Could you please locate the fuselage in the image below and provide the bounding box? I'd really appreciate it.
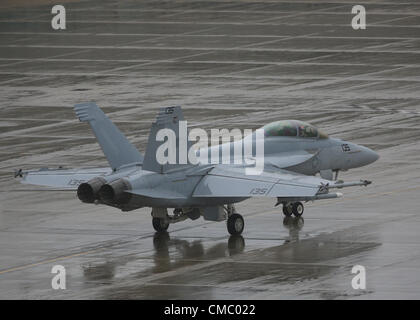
[109,120,379,211]
[265,136,379,175]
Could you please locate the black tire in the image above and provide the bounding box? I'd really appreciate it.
[152,217,169,232]
[227,213,244,235]
[282,204,293,217]
[292,202,304,217]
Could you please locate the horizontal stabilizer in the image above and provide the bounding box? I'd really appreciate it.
[19,167,112,190]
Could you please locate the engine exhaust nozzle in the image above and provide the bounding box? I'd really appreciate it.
[98,178,131,204]
[77,177,106,203]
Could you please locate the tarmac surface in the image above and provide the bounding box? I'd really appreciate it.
[0,0,420,299]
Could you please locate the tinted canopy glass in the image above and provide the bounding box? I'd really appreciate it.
[263,120,297,137]
[263,120,328,139]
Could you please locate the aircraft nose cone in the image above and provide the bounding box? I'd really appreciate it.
[371,149,379,162]
[362,146,379,165]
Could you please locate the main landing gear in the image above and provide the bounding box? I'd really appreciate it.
[282,202,304,217]
[227,214,244,236]
[151,208,188,233]
[151,205,246,236]
[225,204,244,236]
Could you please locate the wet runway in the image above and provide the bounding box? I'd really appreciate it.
[1,0,420,299]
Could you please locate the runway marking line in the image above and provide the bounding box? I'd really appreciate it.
[0,248,101,275]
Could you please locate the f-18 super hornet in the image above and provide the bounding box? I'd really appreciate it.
[15,103,379,235]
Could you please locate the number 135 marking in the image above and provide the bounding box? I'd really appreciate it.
[249,188,267,195]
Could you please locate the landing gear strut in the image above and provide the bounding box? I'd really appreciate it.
[151,207,188,233]
[282,202,304,217]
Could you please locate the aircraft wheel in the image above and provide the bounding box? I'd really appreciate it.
[227,213,244,235]
[152,217,169,232]
[282,203,293,217]
[292,202,304,217]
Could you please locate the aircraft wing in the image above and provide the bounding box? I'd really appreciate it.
[17,167,112,190]
[192,165,332,199]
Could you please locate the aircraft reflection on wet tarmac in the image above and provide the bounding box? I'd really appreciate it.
[82,233,246,282]
[283,216,305,242]
[152,232,246,271]
[80,217,380,299]
[83,218,301,280]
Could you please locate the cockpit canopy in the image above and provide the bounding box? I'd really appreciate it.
[263,120,328,139]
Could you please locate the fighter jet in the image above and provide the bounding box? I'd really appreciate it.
[15,103,379,235]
